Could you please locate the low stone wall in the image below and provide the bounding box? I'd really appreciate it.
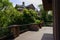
[0,23,43,39]
[9,23,41,38]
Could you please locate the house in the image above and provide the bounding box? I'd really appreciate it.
[15,2,25,11]
[26,4,35,10]
[15,2,41,16]
[15,2,35,11]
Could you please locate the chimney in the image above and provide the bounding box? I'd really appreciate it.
[22,2,25,6]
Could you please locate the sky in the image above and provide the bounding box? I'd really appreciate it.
[9,0,42,10]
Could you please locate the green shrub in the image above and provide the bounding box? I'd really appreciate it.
[0,8,23,27]
[35,20,41,24]
[0,28,10,37]
[35,19,43,24]
[23,9,37,24]
[0,8,24,37]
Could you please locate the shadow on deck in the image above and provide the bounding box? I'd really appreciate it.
[41,33,54,40]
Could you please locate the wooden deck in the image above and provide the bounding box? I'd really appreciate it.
[14,27,53,40]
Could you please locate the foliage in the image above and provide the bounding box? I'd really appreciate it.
[0,0,42,37]
[0,28,10,37]
[38,4,53,26]
[45,11,53,26]
[38,4,51,26]
[38,4,47,22]
[23,8,38,24]
[0,0,23,37]
[0,8,24,28]
[35,20,40,24]
[47,11,53,21]
[0,0,24,27]
[35,19,43,24]
[0,0,12,10]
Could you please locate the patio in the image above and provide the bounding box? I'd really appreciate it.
[14,27,53,40]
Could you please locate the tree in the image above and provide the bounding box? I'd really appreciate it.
[0,0,13,36]
[0,0,13,11]
[23,8,38,24]
[0,0,23,28]
[47,11,53,21]
[38,4,47,24]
